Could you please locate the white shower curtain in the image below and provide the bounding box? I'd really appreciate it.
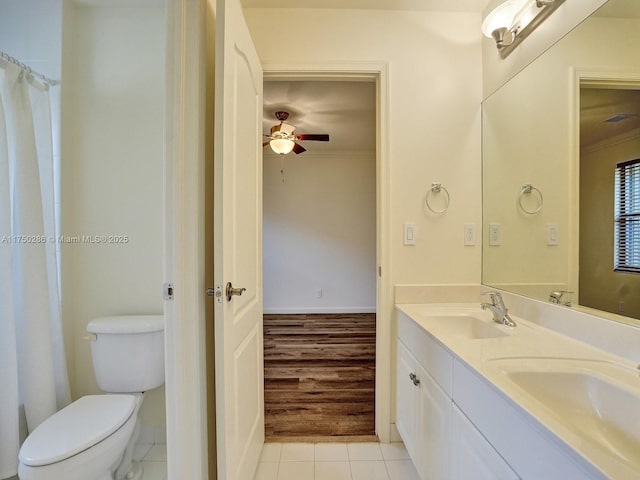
[0,61,70,479]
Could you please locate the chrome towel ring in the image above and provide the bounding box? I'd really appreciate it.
[426,182,450,214]
[518,184,543,214]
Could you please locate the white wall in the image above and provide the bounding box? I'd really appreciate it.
[61,3,166,436]
[0,0,63,79]
[263,151,376,313]
[246,8,483,294]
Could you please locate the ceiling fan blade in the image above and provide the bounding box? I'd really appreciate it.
[296,134,329,142]
[263,141,270,147]
[293,142,306,154]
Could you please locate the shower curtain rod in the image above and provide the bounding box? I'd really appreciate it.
[0,51,60,86]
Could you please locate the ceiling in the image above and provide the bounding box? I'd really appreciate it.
[581,88,640,149]
[263,81,376,156]
[243,0,492,12]
[581,2,640,148]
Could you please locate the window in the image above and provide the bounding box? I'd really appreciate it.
[614,159,640,273]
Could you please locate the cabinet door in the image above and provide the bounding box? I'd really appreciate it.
[416,362,451,480]
[450,404,520,480]
[396,340,418,459]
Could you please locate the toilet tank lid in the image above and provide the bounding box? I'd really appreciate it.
[19,395,136,467]
[87,315,164,334]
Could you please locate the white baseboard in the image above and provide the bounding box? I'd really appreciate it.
[263,306,376,314]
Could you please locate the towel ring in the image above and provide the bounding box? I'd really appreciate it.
[426,182,450,214]
[518,184,543,214]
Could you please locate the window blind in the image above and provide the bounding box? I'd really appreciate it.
[614,158,640,273]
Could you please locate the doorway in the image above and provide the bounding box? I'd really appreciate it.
[262,79,378,440]
[579,81,640,318]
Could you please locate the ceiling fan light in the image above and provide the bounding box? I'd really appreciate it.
[270,138,295,155]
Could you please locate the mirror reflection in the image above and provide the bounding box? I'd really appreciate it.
[482,0,640,323]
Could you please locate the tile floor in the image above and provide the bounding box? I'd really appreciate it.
[254,442,419,480]
[135,443,167,480]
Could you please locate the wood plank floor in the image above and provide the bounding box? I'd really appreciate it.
[264,313,376,439]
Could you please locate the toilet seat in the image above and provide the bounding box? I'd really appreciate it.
[19,394,136,467]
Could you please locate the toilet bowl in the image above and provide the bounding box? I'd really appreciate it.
[18,395,140,480]
[17,315,164,480]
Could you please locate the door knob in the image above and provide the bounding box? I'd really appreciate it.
[226,282,247,301]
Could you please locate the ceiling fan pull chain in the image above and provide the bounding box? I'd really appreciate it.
[280,155,286,183]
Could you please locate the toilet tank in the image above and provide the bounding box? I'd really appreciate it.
[87,315,164,393]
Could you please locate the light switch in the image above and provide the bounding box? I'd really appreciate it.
[547,223,559,246]
[404,223,416,246]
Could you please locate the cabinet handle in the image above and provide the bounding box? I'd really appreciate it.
[409,372,420,386]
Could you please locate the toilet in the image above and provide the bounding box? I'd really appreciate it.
[18,315,164,480]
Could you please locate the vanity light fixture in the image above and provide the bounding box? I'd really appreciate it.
[482,0,565,56]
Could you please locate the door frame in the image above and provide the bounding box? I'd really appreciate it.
[164,4,393,475]
[164,0,210,479]
[263,63,392,441]
[570,68,640,305]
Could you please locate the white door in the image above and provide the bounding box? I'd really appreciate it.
[214,0,264,478]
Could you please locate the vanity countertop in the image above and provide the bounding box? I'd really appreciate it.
[396,303,640,480]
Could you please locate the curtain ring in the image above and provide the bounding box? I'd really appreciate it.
[425,182,450,214]
[518,184,543,214]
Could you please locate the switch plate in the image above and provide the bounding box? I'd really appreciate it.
[547,223,559,246]
[489,223,501,246]
[404,223,417,246]
[464,223,476,246]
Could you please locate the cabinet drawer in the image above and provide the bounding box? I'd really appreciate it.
[398,310,453,396]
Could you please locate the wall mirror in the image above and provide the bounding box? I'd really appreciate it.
[482,0,640,325]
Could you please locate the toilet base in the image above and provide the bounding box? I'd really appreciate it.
[123,461,143,480]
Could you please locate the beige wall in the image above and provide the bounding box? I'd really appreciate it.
[263,150,376,313]
[61,4,166,433]
[581,130,640,318]
[246,8,483,294]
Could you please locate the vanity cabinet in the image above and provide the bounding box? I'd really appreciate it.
[453,360,605,480]
[396,309,606,480]
[450,404,519,480]
[396,340,450,479]
[397,312,518,480]
[396,314,518,480]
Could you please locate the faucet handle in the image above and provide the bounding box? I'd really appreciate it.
[482,291,502,305]
[549,290,573,305]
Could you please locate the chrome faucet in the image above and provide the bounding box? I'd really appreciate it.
[549,290,573,307]
[481,291,516,327]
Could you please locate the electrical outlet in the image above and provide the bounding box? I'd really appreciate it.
[489,223,501,246]
[464,223,476,246]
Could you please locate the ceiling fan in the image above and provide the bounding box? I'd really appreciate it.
[263,111,330,155]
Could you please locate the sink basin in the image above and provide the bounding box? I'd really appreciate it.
[425,314,511,340]
[490,358,640,472]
